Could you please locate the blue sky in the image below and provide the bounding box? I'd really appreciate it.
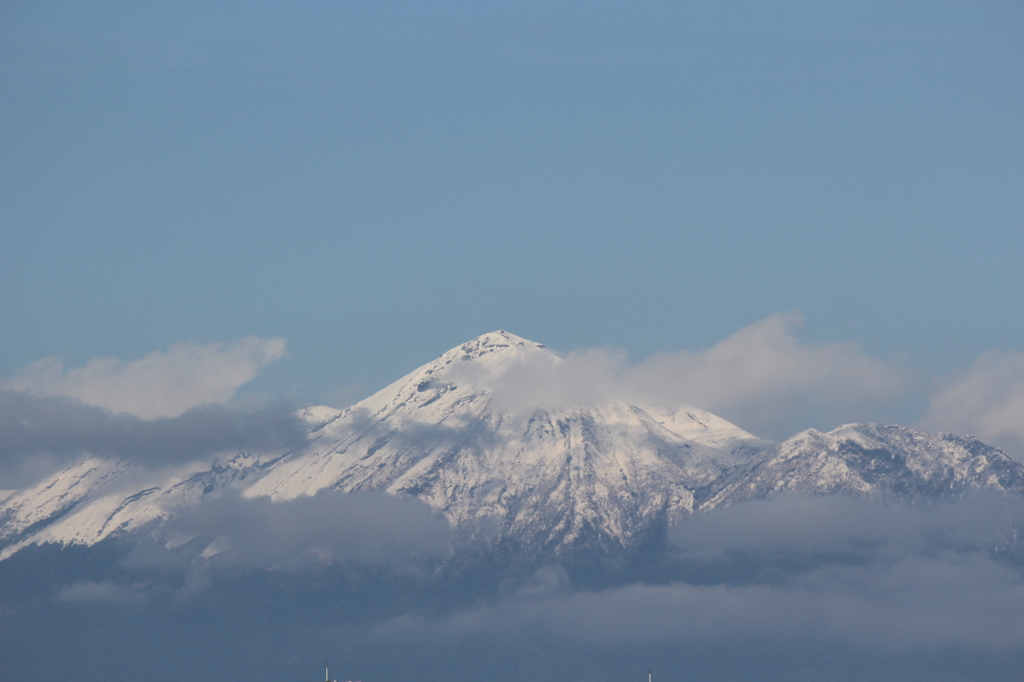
[2,1,1022,437]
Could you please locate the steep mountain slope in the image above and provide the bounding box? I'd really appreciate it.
[244,331,764,552]
[2,331,1024,563]
[0,452,272,560]
[0,332,764,558]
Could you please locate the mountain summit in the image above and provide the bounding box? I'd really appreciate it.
[0,331,760,559]
[245,330,764,554]
[2,331,1023,562]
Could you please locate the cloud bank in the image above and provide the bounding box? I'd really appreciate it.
[384,557,1024,651]
[378,494,1024,653]
[0,391,304,461]
[2,337,286,419]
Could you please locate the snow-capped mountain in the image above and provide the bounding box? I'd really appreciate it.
[703,423,1024,510]
[2,331,1023,561]
[0,332,762,559]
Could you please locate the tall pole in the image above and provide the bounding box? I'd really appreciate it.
[649,668,652,682]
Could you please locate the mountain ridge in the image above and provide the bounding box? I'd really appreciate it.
[2,330,1023,563]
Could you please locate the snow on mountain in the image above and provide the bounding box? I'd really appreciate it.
[2,331,1024,562]
[0,332,762,558]
[242,331,763,551]
[0,457,129,549]
[704,423,1024,509]
[0,453,271,559]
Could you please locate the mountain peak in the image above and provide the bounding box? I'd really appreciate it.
[453,330,547,361]
[9,330,1024,564]
[407,330,558,383]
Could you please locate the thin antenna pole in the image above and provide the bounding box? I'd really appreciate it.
[649,668,652,682]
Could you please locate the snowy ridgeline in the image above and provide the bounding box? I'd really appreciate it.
[3,331,1023,561]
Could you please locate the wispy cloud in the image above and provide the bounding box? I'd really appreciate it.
[2,337,286,419]
[57,580,148,607]
[158,489,451,570]
[922,349,1024,459]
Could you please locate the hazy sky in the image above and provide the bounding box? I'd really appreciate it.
[5,8,1024,678]
[2,1,1022,424]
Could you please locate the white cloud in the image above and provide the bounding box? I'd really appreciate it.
[922,349,1024,458]
[490,313,911,440]
[2,337,286,420]
[620,312,910,438]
